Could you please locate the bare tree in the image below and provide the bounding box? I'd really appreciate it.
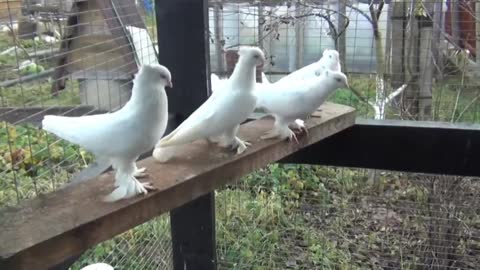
[348,1,407,120]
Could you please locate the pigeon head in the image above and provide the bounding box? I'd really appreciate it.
[238,46,265,67]
[140,64,173,88]
[322,49,340,63]
[325,70,349,89]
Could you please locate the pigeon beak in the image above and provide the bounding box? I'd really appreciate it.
[345,82,350,89]
[167,81,173,88]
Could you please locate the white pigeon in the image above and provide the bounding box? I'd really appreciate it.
[42,64,172,202]
[153,46,265,162]
[261,72,271,84]
[210,73,229,93]
[276,48,341,84]
[210,72,267,95]
[80,263,114,270]
[256,69,349,142]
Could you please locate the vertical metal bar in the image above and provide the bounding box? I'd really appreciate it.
[155,1,216,270]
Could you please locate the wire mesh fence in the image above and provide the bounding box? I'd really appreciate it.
[1,0,480,269]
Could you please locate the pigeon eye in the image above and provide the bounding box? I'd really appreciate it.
[315,71,321,76]
[336,78,341,82]
[160,74,166,79]
[329,55,332,58]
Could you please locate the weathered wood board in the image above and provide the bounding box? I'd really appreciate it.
[0,102,355,270]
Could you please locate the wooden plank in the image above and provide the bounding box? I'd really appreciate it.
[0,102,355,270]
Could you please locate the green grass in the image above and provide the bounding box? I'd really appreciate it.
[61,164,480,269]
[0,80,80,107]
[0,32,80,108]
[0,121,93,206]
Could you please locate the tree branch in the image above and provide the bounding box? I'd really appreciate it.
[385,83,408,104]
[224,6,350,51]
[376,1,385,21]
[347,3,374,25]
[368,2,381,39]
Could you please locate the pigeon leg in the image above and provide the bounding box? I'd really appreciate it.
[105,161,156,202]
[104,175,156,202]
[131,177,156,195]
[289,119,308,135]
[262,119,299,143]
[261,126,298,143]
[218,125,250,154]
[232,137,251,154]
[133,163,147,178]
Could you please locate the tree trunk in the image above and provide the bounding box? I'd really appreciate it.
[213,2,226,73]
[258,3,264,49]
[418,20,434,120]
[370,3,386,119]
[384,3,394,76]
[451,0,461,46]
[417,2,435,120]
[295,1,304,69]
[391,0,406,90]
[432,1,444,80]
[337,0,347,71]
[403,0,420,119]
[476,1,480,61]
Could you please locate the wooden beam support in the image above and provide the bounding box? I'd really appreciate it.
[282,118,480,177]
[155,1,214,269]
[0,103,355,270]
[155,0,211,118]
[171,193,217,270]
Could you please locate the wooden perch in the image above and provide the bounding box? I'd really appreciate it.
[0,102,355,270]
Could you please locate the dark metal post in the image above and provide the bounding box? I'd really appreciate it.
[155,1,216,270]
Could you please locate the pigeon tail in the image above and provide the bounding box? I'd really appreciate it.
[152,146,177,163]
[42,115,81,144]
